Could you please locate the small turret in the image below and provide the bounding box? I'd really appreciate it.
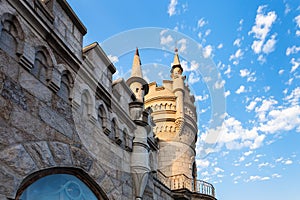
[126,48,149,103]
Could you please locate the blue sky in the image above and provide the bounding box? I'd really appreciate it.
[67,1,300,199]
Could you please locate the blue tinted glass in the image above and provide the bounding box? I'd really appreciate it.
[20,174,98,200]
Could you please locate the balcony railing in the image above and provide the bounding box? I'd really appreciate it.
[156,170,215,197]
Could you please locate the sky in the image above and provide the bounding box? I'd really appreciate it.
[67,1,300,199]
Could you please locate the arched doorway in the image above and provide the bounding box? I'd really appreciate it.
[16,168,108,200]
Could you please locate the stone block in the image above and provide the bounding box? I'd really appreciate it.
[89,161,106,180]
[39,105,73,139]
[70,146,93,171]
[18,68,52,103]
[98,174,115,194]
[108,188,121,200]
[48,142,72,166]
[0,166,15,196]
[0,52,20,81]
[24,141,55,168]
[0,95,12,121]
[0,144,36,176]
[10,105,51,141]
[122,183,132,197]
[0,123,37,149]
[1,77,27,110]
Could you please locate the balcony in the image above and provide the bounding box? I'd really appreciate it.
[156,170,216,199]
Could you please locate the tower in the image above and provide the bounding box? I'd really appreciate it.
[126,48,152,200]
[144,49,198,191]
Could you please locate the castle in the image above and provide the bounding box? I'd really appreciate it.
[0,0,216,199]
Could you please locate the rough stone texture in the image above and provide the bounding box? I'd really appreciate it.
[89,161,106,180]
[1,76,27,110]
[0,123,37,150]
[0,95,13,122]
[24,142,55,168]
[0,144,36,176]
[10,106,53,141]
[48,142,72,166]
[18,68,52,103]
[0,166,15,196]
[39,105,73,139]
[99,174,115,194]
[70,146,93,171]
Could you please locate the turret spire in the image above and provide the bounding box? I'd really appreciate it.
[126,48,149,102]
[131,47,143,78]
[172,48,181,67]
[171,48,183,77]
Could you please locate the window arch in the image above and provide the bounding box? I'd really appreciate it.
[0,13,24,58]
[16,168,108,200]
[57,70,73,102]
[32,51,48,83]
[81,91,91,118]
[111,118,121,144]
[98,104,108,130]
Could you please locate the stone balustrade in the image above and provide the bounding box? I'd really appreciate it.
[156,170,215,198]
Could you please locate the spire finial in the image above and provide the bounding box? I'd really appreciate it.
[131,47,143,77]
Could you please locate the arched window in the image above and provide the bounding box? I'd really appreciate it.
[0,20,16,57]
[19,174,98,200]
[0,13,24,58]
[111,118,116,139]
[32,51,48,83]
[81,91,90,118]
[57,72,72,102]
[98,105,107,129]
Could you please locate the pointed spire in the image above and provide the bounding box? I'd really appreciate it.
[131,47,143,78]
[171,48,183,73]
[172,48,181,67]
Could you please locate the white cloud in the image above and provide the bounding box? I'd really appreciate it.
[278,69,284,75]
[258,103,300,134]
[295,15,300,28]
[235,85,246,94]
[217,43,223,49]
[188,72,200,84]
[240,69,250,77]
[224,65,231,78]
[272,173,281,178]
[107,54,119,64]
[275,157,283,163]
[195,94,209,101]
[284,3,291,15]
[249,5,277,54]
[284,159,293,165]
[290,58,300,73]
[225,90,231,97]
[181,60,199,72]
[197,159,210,168]
[286,45,300,56]
[214,79,225,89]
[205,29,211,37]
[177,38,187,53]
[248,175,270,182]
[197,18,207,28]
[244,150,253,156]
[229,49,243,65]
[258,162,272,168]
[167,0,178,16]
[201,116,265,150]
[233,38,242,47]
[284,87,300,106]
[262,34,277,54]
[203,45,213,58]
[160,34,173,45]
